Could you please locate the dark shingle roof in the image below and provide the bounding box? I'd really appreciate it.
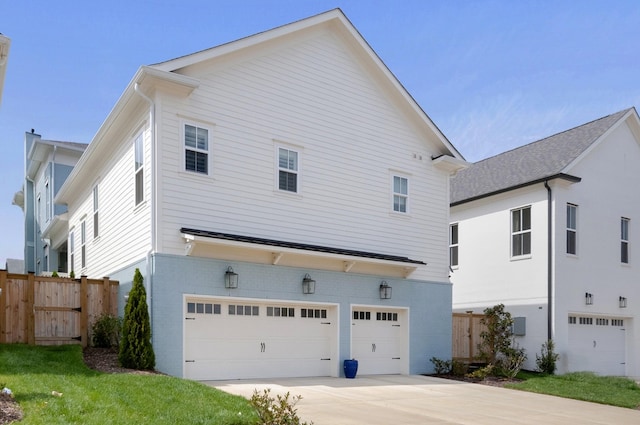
[451,108,633,205]
[181,227,426,265]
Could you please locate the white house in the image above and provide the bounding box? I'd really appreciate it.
[56,9,466,380]
[450,108,640,377]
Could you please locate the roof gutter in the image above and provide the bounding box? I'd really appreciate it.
[544,180,553,342]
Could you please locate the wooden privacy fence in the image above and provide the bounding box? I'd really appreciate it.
[0,270,118,347]
[452,312,487,363]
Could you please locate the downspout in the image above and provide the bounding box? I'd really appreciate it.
[50,145,57,272]
[544,181,553,341]
[134,82,155,340]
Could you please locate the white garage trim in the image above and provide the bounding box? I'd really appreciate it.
[183,294,340,380]
[350,304,409,375]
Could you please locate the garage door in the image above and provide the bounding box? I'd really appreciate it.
[567,315,626,376]
[184,297,337,380]
[351,306,408,375]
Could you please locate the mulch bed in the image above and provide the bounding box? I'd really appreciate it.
[430,374,522,387]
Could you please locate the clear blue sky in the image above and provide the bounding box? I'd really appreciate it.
[1,0,639,265]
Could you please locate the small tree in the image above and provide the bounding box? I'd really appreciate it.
[536,339,560,375]
[119,268,155,370]
[478,304,514,365]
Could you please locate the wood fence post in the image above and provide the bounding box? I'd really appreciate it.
[80,276,88,348]
[467,311,474,364]
[27,273,35,345]
[102,277,111,315]
[0,270,6,343]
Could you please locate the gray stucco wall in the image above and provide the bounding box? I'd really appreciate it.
[140,253,452,378]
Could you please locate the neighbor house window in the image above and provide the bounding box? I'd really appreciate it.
[69,230,75,273]
[566,204,577,255]
[621,217,629,264]
[184,124,208,174]
[81,220,86,268]
[134,134,144,205]
[511,206,531,257]
[393,175,408,213]
[93,185,99,239]
[449,223,459,267]
[278,147,298,192]
[45,180,51,222]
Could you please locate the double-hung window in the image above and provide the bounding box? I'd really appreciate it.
[134,134,144,205]
[185,124,209,175]
[278,147,298,193]
[81,220,86,268]
[393,175,409,213]
[93,185,99,239]
[511,206,531,257]
[621,217,630,264]
[449,223,459,267]
[69,230,75,273]
[566,204,577,255]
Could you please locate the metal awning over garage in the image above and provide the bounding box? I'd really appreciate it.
[181,227,425,278]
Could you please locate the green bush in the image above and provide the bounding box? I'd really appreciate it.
[536,339,560,374]
[250,389,312,425]
[497,345,527,378]
[466,364,494,380]
[429,357,452,374]
[91,314,122,348]
[451,360,468,376]
[119,268,155,370]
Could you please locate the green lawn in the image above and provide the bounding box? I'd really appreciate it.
[507,371,640,409]
[0,344,257,424]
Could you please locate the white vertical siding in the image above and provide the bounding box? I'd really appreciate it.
[155,28,451,282]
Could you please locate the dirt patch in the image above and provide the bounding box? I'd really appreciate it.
[0,392,22,425]
[431,374,522,387]
[83,347,158,375]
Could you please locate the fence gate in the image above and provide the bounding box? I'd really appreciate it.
[452,312,487,363]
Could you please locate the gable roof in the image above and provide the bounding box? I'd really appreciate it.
[451,108,636,205]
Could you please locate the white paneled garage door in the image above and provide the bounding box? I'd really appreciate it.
[184,297,338,380]
[351,306,408,375]
[567,315,626,376]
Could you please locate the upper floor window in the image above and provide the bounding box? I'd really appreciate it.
[134,134,144,205]
[511,206,531,257]
[621,217,629,264]
[45,180,51,223]
[69,230,75,273]
[93,185,99,239]
[393,175,408,213]
[278,147,298,193]
[184,124,209,175]
[81,220,86,269]
[566,204,577,255]
[449,223,459,267]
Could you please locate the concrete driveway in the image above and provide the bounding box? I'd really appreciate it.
[208,375,640,425]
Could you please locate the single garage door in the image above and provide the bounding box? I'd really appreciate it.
[184,297,338,380]
[567,315,626,376]
[351,306,408,375]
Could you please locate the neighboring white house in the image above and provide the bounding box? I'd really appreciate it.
[56,9,466,380]
[12,131,87,274]
[450,108,640,377]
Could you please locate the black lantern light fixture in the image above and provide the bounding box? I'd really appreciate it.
[379,281,392,299]
[225,266,238,289]
[302,273,316,294]
[585,292,593,305]
[619,296,627,308]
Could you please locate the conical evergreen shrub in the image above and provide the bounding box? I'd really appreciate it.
[119,268,155,370]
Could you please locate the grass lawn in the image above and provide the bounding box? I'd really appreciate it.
[507,371,640,409]
[0,344,257,424]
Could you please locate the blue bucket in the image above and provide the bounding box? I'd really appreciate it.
[344,359,358,379]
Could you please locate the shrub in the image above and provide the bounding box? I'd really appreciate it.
[451,360,468,376]
[91,314,122,348]
[430,357,452,374]
[250,388,312,425]
[119,268,155,370]
[51,271,59,278]
[497,345,527,378]
[536,339,560,375]
[466,364,494,380]
[478,304,514,366]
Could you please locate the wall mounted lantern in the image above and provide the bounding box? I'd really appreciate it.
[225,266,239,289]
[619,296,627,308]
[379,281,392,300]
[585,292,593,305]
[302,273,316,294]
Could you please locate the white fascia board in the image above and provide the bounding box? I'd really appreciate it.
[432,155,470,175]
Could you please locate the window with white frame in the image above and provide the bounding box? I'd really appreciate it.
[45,180,51,223]
[566,204,577,255]
[449,223,459,267]
[511,206,531,257]
[184,124,209,175]
[278,147,298,193]
[93,185,99,239]
[393,175,408,213]
[621,217,629,264]
[134,134,144,205]
[37,194,41,226]
[81,220,86,268]
[69,230,75,273]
